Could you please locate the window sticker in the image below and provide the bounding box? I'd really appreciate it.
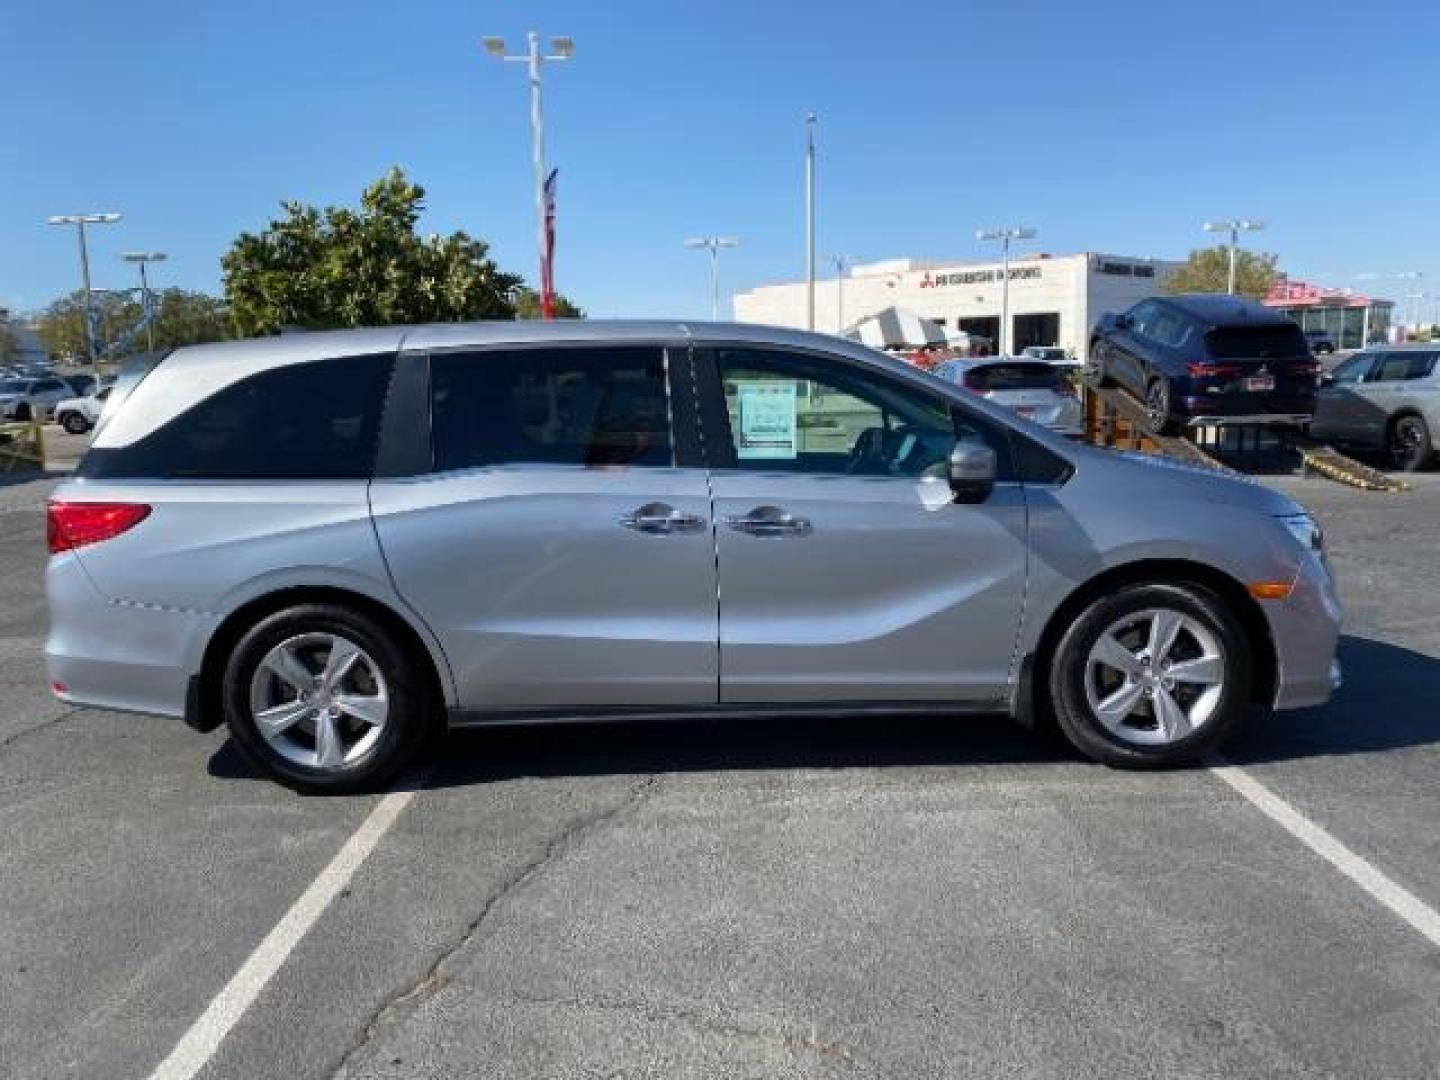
[735,380,798,459]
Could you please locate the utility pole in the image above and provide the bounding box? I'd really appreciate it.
[975,226,1037,356]
[1203,219,1266,295]
[484,32,573,319]
[805,113,816,331]
[122,252,167,353]
[684,237,740,320]
[46,212,122,364]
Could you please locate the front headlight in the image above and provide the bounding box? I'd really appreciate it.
[1277,513,1324,555]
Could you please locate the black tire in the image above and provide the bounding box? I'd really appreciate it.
[60,411,91,435]
[1086,339,1115,387]
[1388,413,1436,472]
[1144,377,1176,435]
[1047,582,1252,769]
[222,603,433,794]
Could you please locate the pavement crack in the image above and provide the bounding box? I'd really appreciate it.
[0,707,82,758]
[326,774,661,1079]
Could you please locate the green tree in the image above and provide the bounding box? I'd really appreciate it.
[513,287,585,320]
[222,168,523,335]
[35,288,233,360]
[1162,246,1280,299]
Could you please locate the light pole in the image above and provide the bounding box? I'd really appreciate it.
[484,32,573,319]
[1395,272,1424,330]
[46,212,122,365]
[122,251,167,353]
[1203,219,1265,295]
[827,254,857,332]
[975,226,1036,356]
[684,237,740,320]
[805,113,817,330]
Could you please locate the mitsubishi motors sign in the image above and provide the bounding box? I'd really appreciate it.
[919,266,1042,288]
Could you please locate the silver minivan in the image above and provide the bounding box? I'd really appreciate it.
[46,322,1341,792]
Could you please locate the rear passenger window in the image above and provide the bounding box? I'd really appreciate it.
[78,354,392,480]
[430,347,672,472]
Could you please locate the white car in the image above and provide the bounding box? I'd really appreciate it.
[53,386,111,434]
[933,357,1085,436]
[0,376,72,422]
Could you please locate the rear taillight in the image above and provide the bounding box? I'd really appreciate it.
[47,501,151,554]
[960,373,993,397]
[1186,362,1242,378]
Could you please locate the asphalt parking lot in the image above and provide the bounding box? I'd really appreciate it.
[3,431,1439,1079]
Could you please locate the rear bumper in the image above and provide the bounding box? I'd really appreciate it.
[1265,553,1343,710]
[45,552,213,721]
[1175,394,1316,425]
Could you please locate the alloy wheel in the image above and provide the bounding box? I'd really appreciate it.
[248,632,389,770]
[1083,608,1226,746]
[1145,381,1169,432]
[1390,416,1427,470]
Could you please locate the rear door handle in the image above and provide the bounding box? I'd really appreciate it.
[725,505,812,536]
[620,502,707,534]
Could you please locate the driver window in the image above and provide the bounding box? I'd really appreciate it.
[711,347,959,477]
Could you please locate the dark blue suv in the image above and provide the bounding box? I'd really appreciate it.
[1089,294,1319,433]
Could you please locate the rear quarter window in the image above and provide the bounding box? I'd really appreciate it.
[78,353,393,480]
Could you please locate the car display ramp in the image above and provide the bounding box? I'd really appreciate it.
[1081,384,1407,491]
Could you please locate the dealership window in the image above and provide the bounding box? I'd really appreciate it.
[430,347,672,471]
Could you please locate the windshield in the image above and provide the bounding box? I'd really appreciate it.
[968,362,1064,391]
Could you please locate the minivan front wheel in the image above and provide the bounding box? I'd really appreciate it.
[1048,583,1251,768]
[222,604,430,793]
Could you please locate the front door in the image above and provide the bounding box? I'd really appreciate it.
[370,344,718,709]
[1313,351,1379,445]
[694,345,1028,704]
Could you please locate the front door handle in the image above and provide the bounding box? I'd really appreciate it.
[620,502,707,534]
[724,505,812,536]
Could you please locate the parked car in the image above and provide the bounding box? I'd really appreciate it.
[1019,345,1072,364]
[1089,294,1319,434]
[0,376,73,421]
[934,356,1084,436]
[53,386,112,435]
[61,374,98,398]
[1303,329,1336,355]
[47,323,1340,792]
[1310,346,1439,471]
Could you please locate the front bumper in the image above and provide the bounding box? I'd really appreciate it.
[1265,552,1343,710]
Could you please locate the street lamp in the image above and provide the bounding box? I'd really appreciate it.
[827,254,858,332]
[46,212,122,364]
[975,226,1037,356]
[121,252,167,352]
[684,236,740,320]
[1203,219,1266,295]
[805,113,817,330]
[1395,272,1425,328]
[483,32,573,319]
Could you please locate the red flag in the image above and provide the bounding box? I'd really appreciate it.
[541,168,558,319]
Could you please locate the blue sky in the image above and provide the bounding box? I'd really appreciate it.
[3,0,1437,320]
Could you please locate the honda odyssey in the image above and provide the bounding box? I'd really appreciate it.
[46,321,1342,792]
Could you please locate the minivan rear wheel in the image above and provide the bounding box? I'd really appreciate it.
[222,604,431,793]
[1144,378,1175,435]
[1047,582,1251,768]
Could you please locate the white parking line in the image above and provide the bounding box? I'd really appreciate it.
[1210,757,1440,948]
[145,778,427,1080]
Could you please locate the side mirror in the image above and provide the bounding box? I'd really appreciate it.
[949,439,997,504]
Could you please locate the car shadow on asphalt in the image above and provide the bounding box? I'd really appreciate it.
[206,634,1439,790]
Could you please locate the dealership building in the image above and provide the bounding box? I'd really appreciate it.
[733,252,1182,355]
